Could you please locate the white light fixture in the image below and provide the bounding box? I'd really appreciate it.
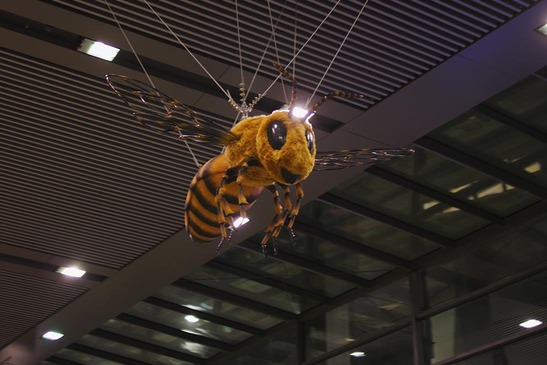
[232,216,250,228]
[78,38,120,61]
[537,23,547,37]
[519,319,542,328]
[350,351,366,357]
[57,266,86,278]
[291,106,309,119]
[185,315,199,323]
[42,331,64,341]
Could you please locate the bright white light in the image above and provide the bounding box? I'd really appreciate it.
[78,38,120,61]
[520,319,542,328]
[42,331,64,341]
[538,23,547,36]
[350,351,366,357]
[232,216,250,228]
[57,266,86,278]
[185,315,199,323]
[291,106,309,119]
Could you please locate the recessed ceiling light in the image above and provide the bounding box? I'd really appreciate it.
[57,266,86,278]
[41,331,64,341]
[350,351,366,357]
[185,315,199,323]
[78,38,120,61]
[519,319,542,328]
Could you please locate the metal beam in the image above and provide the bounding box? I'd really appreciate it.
[319,193,454,246]
[417,260,547,321]
[173,280,297,320]
[474,103,547,144]
[207,261,330,303]
[90,329,205,364]
[302,320,412,365]
[46,357,82,365]
[67,343,151,365]
[143,296,263,335]
[367,166,503,224]
[435,323,547,365]
[294,222,413,269]
[240,240,370,287]
[416,137,547,200]
[116,313,233,351]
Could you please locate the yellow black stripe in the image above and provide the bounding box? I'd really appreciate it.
[184,155,264,243]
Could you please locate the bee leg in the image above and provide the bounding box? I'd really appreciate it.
[215,172,234,252]
[272,184,292,240]
[217,229,234,253]
[286,182,304,245]
[236,159,256,219]
[261,184,283,256]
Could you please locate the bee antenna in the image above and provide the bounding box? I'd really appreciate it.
[273,62,298,113]
[310,91,364,114]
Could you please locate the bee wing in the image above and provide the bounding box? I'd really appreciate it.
[105,74,237,145]
[314,148,415,170]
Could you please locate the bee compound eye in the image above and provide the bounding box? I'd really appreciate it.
[306,129,315,154]
[267,120,287,150]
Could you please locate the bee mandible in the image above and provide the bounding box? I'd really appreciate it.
[106,64,414,255]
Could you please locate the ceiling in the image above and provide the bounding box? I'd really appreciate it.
[1,1,547,364]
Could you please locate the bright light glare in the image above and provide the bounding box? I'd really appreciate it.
[232,216,250,228]
[519,319,542,328]
[291,106,309,119]
[78,38,120,61]
[42,331,64,341]
[350,351,366,357]
[538,23,547,36]
[185,315,200,323]
[57,266,86,278]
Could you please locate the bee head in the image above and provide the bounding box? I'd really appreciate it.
[257,110,316,185]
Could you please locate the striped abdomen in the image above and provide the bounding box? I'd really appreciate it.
[184,154,263,242]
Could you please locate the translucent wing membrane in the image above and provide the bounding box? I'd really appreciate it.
[106,74,238,145]
[314,148,415,170]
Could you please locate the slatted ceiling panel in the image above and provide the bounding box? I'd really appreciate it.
[0,48,222,269]
[0,269,88,348]
[46,0,537,111]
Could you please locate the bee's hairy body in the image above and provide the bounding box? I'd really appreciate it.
[184,110,316,245]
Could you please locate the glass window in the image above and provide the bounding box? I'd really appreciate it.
[100,318,221,359]
[156,285,283,330]
[307,278,411,359]
[430,110,547,187]
[485,75,547,134]
[298,200,441,260]
[380,146,540,216]
[185,264,319,314]
[314,327,413,365]
[452,331,547,365]
[331,173,490,239]
[425,210,547,307]
[427,270,547,363]
[214,246,356,297]
[216,326,298,365]
[278,227,397,280]
[126,301,252,344]
[77,334,193,365]
[55,348,123,365]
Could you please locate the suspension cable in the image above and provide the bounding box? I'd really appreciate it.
[306,0,369,108]
[142,0,231,100]
[105,0,201,168]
